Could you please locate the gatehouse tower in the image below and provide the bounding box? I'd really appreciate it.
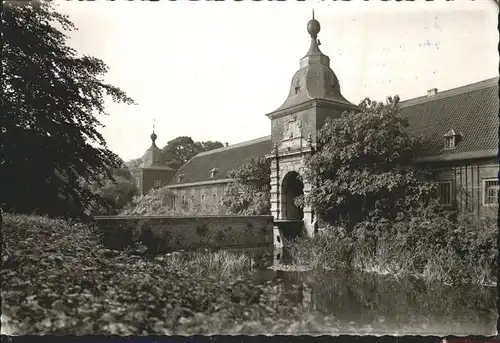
[266,13,357,238]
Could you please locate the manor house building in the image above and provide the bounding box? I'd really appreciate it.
[134,16,499,235]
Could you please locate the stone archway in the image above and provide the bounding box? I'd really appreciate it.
[281,171,304,220]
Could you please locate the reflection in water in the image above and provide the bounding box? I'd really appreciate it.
[252,253,497,335]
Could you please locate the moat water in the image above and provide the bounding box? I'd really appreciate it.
[245,251,498,336]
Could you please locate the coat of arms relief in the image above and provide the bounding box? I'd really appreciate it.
[283,115,302,140]
[280,115,305,151]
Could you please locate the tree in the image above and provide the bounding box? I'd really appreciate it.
[1,1,135,219]
[120,187,177,216]
[221,157,271,215]
[161,137,224,170]
[301,96,437,229]
[125,137,223,172]
[126,157,143,171]
[85,163,138,215]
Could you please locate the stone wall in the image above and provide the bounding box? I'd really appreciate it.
[94,215,274,253]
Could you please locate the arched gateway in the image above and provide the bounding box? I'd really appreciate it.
[265,13,357,242]
[281,171,304,221]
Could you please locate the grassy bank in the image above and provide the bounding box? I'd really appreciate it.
[1,213,307,335]
[153,249,256,280]
[285,209,497,286]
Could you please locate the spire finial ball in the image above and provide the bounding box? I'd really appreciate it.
[307,17,320,39]
[150,132,157,143]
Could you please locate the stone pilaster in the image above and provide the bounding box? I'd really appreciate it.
[273,225,283,249]
[302,180,315,237]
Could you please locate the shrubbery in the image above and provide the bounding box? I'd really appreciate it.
[283,95,497,286]
[1,214,308,335]
[300,96,436,228]
[120,156,272,217]
[286,205,497,286]
[84,165,138,216]
[221,157,271,215]
[120,187,223,216]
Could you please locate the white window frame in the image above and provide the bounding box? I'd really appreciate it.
[201,194,205,204]
[154,178,161,188]
[444,136,455,149]
[436,181,453,207]
[483,178,499,206]
[181,196,186,205]
[136,177,140,187]
[210,168,218,178]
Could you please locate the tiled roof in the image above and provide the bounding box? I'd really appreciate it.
[142,133,167,168]
[270,39,356,115]
[400,77,499,158]
[170,77,499,186]
[168,136,272,186]
[142,165,175,171]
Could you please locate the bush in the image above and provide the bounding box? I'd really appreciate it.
[286,207,497,286]
[220,157,271,216]
[301,96,437,229]
[1,213,304,335]
[120,186,224,216]
[285,224,355,270]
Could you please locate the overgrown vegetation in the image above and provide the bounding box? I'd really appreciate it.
[120,186,224,216]
[84,164,138,216]
[1,214,312,335]
[221,157,271,215]
[161,250,256,280]
[299,96,436,228]
[121,156,272,217]
[286,206,497,286]
[284,96,497,286]
[2,0,134,219]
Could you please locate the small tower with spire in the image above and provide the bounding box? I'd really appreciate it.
[265,12,357,239]
[131,123,177,196]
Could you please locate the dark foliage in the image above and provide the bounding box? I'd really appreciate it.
[126,137,224,171]
[161,136,224,170]
[301,96,437,228]
[84,163,138,215]
[1,1,134,219]
[221,157,271,215]
[2,214,309,335]
[287,206,497,286]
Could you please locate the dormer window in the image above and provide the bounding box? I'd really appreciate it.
[210,168,218,178]
[443,130,462,150]
[177,174,184,183]
[444,136,455,149]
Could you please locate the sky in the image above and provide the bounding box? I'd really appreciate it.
[55,0,499,161]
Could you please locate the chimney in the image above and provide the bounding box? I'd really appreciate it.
[225,142,229,147]
[427,88,438,96]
